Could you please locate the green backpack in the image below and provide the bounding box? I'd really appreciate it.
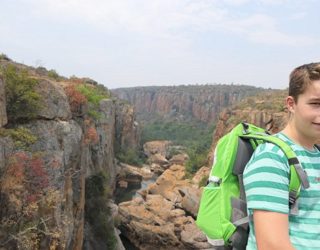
[196,123,310,249]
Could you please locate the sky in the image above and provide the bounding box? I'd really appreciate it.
[0,0,319,89]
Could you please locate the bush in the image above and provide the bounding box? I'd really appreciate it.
[117,148,145,166]
[0,127,37,150]
[0,152,51,249]
[76,84,110,106]
[64,84,87,113]
[65,83,110,119]
[2,65,42,123]
[185,147,208,175]
[0,53,10,61]
[47,69,60,81]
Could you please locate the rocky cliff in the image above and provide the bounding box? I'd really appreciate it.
[112,85,267,124]
[207,89,288,166]
[0,59,139,250]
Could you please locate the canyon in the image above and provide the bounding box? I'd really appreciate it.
[0,56,289,250]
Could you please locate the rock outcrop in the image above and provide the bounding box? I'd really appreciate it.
[0,60,138,250]
[118,164,211,250]
[115,101,140,153]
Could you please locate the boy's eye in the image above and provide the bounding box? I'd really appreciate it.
[310,102,320,106]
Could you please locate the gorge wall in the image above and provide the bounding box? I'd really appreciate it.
[112,85,268,124]
[0,59,138,250]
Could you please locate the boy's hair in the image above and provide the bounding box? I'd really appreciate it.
[289,62,320,101]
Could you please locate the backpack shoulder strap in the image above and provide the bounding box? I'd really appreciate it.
[241,133,310,213]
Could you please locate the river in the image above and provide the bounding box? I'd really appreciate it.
[114,175,158,249]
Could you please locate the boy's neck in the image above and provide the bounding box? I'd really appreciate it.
[282,125,315,151]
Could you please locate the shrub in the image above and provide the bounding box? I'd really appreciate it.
[2,65,42,123]
[0,152,54,249]
[0,53,10,61]
[64,83,110,119]
[76,84,110,118]
[185,140,210,175]
[117,148,145,166]
[0,127,37,150]
[64,84,87,113]
[76,84,109,105]
[47,69,60,81]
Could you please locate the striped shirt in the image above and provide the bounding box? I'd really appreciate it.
[243,133,320,250]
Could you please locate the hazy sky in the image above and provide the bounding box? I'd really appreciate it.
[1,0,319,89]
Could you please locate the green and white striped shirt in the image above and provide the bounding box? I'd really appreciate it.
[243,133,320,250]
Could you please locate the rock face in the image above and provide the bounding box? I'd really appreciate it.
[207,90,288,166]
[0,77,7,127]
[112,85,267,124]
[35,79,72,120]
[0,61,139,250]
[115,101,140,153]
[118,164,212,250]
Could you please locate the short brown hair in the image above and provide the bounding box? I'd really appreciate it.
[289,62,320,101]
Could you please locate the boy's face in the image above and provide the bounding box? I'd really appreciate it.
[289,80,320,146]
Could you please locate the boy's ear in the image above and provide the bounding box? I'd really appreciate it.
[286,96,295,113]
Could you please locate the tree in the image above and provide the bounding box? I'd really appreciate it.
[2,65,41,123]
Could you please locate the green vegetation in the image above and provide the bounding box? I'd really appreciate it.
[142,119,215,175]
[47,69,60,81]
[0,53,10,61]
[1,65,42,123]
[76,84,110,106]
[85,171,117,249]
[0,127,37,150]
[141,120,212,145]
[185,138,211,175]
[76,84,111,119]
[116,148,145,166]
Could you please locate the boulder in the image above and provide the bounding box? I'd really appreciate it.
[36,79,72,120]
[169,153,189,165]
[148,153,169,165]
[192,166,210,187]
[119,164,210,249]
[143,140,172,158]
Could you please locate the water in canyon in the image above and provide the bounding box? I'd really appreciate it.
[114,174,158,249]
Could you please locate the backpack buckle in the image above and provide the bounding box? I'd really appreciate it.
[208,176,221,186]
[289,190,297,206]
[241,122,249,134]
[289,190,299,215]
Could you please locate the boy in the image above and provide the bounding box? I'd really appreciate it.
[243,63,320,249]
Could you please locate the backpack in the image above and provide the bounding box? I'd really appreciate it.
[196,123,310,250]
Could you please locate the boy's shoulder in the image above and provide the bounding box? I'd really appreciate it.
[245,135,290,174]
